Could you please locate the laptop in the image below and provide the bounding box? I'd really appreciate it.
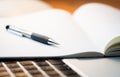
[63,57,120,77]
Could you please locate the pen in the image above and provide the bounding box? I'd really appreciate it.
[6,25,59,45]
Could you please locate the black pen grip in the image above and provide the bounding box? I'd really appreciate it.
[31,33,49,44]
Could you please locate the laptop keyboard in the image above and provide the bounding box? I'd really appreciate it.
[0,59,81,77]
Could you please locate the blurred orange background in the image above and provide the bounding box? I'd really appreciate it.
[44,0,120,13]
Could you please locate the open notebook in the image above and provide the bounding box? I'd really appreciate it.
[0,3,120,58]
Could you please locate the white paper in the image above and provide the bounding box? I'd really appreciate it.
[73,3,120,52]
[0,9,96,57]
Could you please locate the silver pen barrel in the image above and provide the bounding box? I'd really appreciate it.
[6,25,32,38]
[6,25,59,45]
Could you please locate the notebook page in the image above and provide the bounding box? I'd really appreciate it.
[0,9,97,57]
[73,3,120,53]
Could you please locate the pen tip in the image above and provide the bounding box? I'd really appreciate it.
[53,42,60,45]
[48,39,60,45]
